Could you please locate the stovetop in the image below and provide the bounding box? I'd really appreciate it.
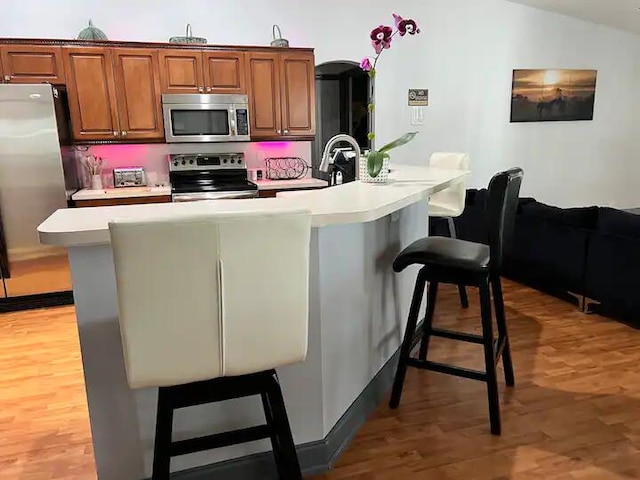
[168,153,257,193]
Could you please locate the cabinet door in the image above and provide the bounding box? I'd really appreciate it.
[63,47,120,141]
[246,52,282,139]
[113,49,164,140]
[75,196,172,207]
[279,52,316,137]
[158,50,204,94]
[0,45,65,84]
[203,51,246,94]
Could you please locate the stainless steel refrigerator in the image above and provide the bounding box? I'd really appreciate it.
[0,83,78,311]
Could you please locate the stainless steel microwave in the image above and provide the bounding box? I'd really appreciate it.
[162,94,250,143]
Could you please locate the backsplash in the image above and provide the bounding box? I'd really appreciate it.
[76,141,313,188]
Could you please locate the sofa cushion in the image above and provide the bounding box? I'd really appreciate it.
[596,208,640,240]
[464,188,487,208]
[520,202,599,229]
[517,197,537,213]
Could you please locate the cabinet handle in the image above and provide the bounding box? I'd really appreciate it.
[198,87,204,93]
[206,87,211,93]
[113,131,119,137]
[122,131,128,137]
[283,129,289,134]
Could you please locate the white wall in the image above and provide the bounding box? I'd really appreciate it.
[3,0,640,207]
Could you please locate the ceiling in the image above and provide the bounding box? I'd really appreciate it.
[507,0,640,35]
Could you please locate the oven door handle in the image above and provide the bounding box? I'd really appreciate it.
[172,191,258,202]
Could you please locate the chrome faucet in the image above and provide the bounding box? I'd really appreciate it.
[318,134,361,179]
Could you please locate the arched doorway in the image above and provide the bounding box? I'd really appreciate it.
[313,61,370,179]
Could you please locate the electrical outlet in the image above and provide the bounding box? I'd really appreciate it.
[410,106,424,126]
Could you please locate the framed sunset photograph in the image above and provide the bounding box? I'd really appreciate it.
[510,69,597,123]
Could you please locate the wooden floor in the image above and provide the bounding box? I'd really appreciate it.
[1,280,639,479]
[2,253,72,297]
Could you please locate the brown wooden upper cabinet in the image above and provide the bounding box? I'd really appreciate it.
[246,52,282,138]
[247,50,315,140]
[279,52,315,137]
[203,51,246,94]
[159,50,246,94]
[112,49,163,140]
[64,47,163,142]
[0,45,65,84]
[158,50,203,94]
[63,47,119,141]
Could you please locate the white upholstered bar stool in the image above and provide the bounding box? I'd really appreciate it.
[429,152,471,308]
[109,209,311,480]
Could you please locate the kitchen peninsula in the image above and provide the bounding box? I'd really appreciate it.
[38,164,468,479]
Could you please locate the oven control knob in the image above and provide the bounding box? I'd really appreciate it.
[189,160,194,164]
[173,161,178,166]
[223,159,227,164]
[230,158,235,164]
[181,160,186,165]
[237,158,242,164]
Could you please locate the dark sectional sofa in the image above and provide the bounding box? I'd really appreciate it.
[435,189,640,328]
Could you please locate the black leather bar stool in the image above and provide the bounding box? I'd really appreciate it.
[389,168,523,435]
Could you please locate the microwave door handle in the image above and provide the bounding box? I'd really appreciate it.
[229,109,236,136]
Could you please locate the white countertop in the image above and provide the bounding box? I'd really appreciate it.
[39,165,468,247]
[72,186,172,201]
[255,177,327,190]
[71,178,327,201]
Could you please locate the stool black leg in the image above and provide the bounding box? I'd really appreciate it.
[457,285,470,309]
[479,279,501,436]
[491,276,515,387]
[261,390,285,475]
[447,217,469,309]
[152,388,174,480]
[264,374,302,480]
[418,281,439,360]
[390,269,427,409]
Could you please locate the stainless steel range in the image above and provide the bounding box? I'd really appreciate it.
[169,153,258,202]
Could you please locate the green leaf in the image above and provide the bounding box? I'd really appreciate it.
[379,132,418,153]
[367,103,375,112]
[367,150,385,178]
[367,132,376,141]
[368,68,376,78]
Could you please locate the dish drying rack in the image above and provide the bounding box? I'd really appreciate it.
[265,157,310,180]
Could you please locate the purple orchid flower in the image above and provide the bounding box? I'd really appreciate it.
[360,57,372,72]
[370,25,393,54]
[393,13,421,36]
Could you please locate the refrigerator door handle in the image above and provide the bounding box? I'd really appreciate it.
[0,211,9,279]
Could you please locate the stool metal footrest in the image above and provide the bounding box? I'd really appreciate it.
[429,327,485,345]
[406,358,487,382]
[171,425,272,457]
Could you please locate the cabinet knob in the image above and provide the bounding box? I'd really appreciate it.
[277,129,282,134]
[113,131,119,137]
[283,129,289,134]
[122,131,128,137]
[3,75,10,82]
[206,87,211,93]
[198,87,204,93]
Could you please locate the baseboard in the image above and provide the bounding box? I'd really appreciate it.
[0,291,74,313]
[164,349,402,480]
